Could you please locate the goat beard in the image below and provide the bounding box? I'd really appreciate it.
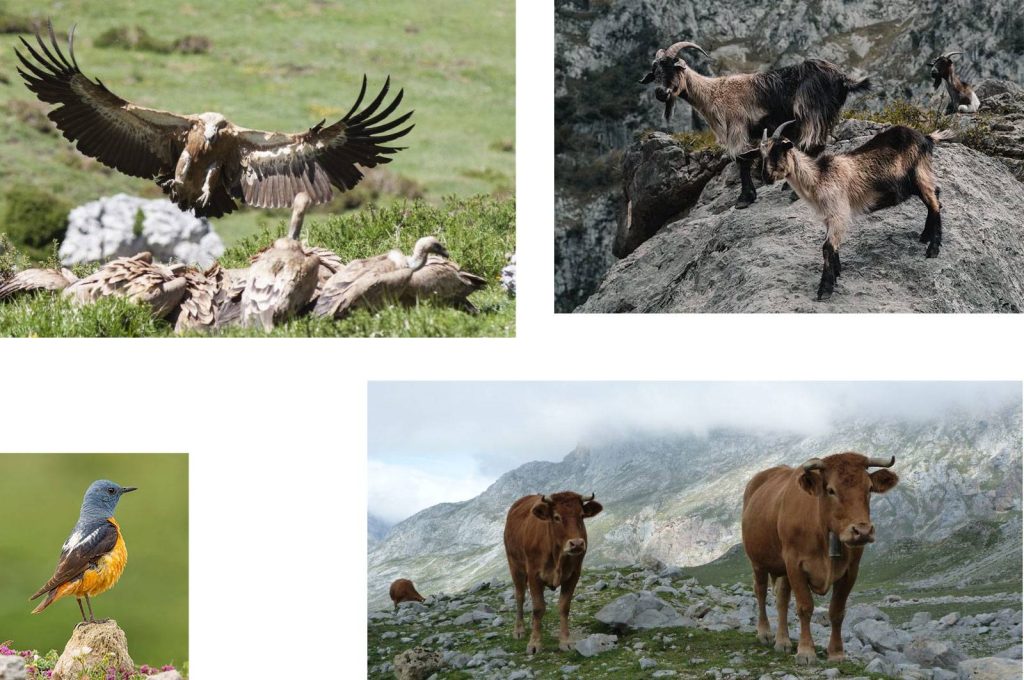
[663,95,675,123]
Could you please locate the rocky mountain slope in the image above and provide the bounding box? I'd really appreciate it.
[368,404,1022,608]
[369,562,1022,679]
[555,0,1024,311]
[369,513,394,547]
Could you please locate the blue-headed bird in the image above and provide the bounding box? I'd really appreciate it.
[30,480,137,623]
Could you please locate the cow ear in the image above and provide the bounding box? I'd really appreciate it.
[798,470,821,496]
[870,469,899,494]
[582,500,603,518]
[531,501,552,521]
[639,71,655,84]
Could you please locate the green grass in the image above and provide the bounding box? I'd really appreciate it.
[0,0,513,250]
[0,196,515,337]
[0,454,188,669]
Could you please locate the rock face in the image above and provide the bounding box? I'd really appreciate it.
[60,193,224,268]
[555,0,1024,310]
[0,655,26,680]
[577,118,1024,312]
[51,619,134,680]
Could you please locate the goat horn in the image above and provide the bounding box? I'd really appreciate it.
[762,127,768,142]
[800,458,826,471]
[772,119,797,140]
[541,494,553,504]
[664,41,711,59]
[865,455,896,468]
[942,51,963,60]
[581,493,595,502]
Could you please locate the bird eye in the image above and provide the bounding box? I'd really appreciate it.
[108,488,115,494]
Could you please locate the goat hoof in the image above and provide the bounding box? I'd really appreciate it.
[926,244,941,258]
[788,191,800,203]
[817,284,834,301]
[919,230,934,244]
[735,196,755,210]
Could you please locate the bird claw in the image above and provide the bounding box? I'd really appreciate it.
[199,189,211,207]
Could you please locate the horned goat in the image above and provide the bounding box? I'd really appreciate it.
[930,51,980,113]
[739,121,954,300]
[640,41,870,209]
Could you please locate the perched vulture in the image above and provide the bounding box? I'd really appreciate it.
[313,235,449,319]
[172,263,228,333]
[63,252,188,318]
[240,194,321,331]
[15,21,414,218]
[0,267,78,301]
[401,254,487,313]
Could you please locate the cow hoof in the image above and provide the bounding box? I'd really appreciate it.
[795,650,818,666]
[774,640,792,653]
[757,630,773,645]
[512,629,524,640]
[559,640,573,652]
[828,651,846,663]
[526,641,541,655]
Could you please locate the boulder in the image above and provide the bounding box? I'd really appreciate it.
[905,638,966,670]
[853,618,902,652]
[51,620,134,680]
[957,657,1022,680]
[393,647,443,680]
[576,118,1024,313]
[0,655,26,680]
[575,633,618,657]
[146,672,184,680]
[595,591,689,631]
[845,604,891,626]
[60,194,224,268]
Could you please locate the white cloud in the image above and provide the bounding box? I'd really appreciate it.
[368,459,494,524]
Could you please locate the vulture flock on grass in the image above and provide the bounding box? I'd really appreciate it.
[1,21,501,332]
[0,206,488,333]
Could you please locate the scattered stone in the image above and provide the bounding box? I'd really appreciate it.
[640,657,658,669]
[575,633,618,657]
[0,655,26,680]
[940,613,960,627]
[906,637,967,670]
[957,657,1021,680]
[652,671,678,678]
[596,591,689,631]
[853,618,902,651]
[393,647,443,680]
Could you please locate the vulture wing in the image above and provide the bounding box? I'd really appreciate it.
[15,21,193,180]
[232,76,414,208]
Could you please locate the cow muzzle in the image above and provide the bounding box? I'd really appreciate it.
[841,522,876,546]
[564,538,586,556]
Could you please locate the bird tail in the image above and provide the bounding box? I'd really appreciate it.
[30,589,57,614]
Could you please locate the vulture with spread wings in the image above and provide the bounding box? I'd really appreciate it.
[15,21,414,219]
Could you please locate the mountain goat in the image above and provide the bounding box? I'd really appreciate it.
[930,51,980,113]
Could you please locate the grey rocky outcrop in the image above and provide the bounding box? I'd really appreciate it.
[595,591,690,630]
[60,194,224,268]
[576,118,1024,313]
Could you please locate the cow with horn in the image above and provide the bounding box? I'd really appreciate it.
[503,491,603,654]
[741,452,899,664]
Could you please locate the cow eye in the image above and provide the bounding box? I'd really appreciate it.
[553,513,562,522]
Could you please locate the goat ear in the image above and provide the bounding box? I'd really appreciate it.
[777,139,794,151]
[737,148,760,161]
[639,71,655,84]
[673,58,687,70]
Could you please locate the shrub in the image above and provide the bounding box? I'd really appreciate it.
[2,185,71,261]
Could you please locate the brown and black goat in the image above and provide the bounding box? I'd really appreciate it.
[739,121,953,300]
[930,51,980,114]
[640,41,870,209]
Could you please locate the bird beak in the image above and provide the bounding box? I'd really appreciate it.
[122,487,138,493]
[437,246,450,259]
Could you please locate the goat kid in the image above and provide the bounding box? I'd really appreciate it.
[640,41,869,209]
[739,121,953,300]
[930,51,980,114]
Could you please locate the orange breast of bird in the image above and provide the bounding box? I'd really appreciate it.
[58,518,128,599]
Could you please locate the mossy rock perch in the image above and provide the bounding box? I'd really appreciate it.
[51,619,133,680]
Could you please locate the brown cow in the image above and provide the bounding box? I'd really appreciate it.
[741,452,898,665]
[503,491,603,654]
[389,578,425,611]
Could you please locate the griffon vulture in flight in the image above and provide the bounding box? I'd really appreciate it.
[14,21,414,221]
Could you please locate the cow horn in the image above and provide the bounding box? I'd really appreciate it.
[865,455,896,468]
[664,41,711,59]
[582,493,595,502]
[541,494,553,504]
[772,120,797,141]
[800,458,826,471]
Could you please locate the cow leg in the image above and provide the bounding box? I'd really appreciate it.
[753,567,772,645]
[510,568,527,640]
[774,576,793,652]
[526,573,546,654]
[827,568,857,662]
[557,578,579,651]
[785,563,818,665]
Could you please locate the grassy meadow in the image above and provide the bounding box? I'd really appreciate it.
[0,453,188,670]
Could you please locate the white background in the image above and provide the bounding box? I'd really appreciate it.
[2,2,1023,678]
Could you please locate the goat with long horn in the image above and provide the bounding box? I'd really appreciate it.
[930,50,979,113]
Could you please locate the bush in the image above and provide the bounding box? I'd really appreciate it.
[2,185,70,261]
[94,25,211,55]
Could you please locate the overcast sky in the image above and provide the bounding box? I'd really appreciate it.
[368,381,1020,524]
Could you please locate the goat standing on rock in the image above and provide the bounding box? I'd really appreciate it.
[639,41,869,209]
[741,121,954,300]
[930,51,980,113]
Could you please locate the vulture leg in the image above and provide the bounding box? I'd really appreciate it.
[200,162,221,207]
